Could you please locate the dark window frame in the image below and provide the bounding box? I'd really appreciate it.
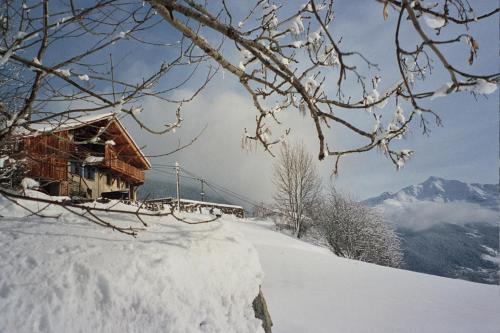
[69,161,81,175]
[106,173,112,186]
[84,166,96,181]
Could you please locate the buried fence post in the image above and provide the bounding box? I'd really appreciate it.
[253,286,273,333]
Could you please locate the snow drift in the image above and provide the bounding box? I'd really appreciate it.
[2,189,499,333]
[231,219,500,333]
[0,191,264,333]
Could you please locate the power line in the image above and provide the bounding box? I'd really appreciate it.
[203,182,235,205]
[150,167,225,202]
[150,164,270,211]
[179,166,264,208]
[151,163,178,168]
[150,167,199,181]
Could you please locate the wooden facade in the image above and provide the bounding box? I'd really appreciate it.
[20,113,150,199]
[104,146,145,184]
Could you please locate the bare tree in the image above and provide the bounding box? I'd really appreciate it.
[147,0,498,173]
[0,1,498,235]
[252,202,276,219]
[318,189,404,268]
[273,142,321,238]
[1,0,498,177]
[0,0,217,233]
[0,0,216,185]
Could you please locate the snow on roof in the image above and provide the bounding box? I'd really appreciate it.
[27,112,151,169]
[110,116,151,169]
[84,156,104,164]
[29,112,115,133]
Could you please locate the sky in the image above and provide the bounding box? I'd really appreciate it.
[15,0,498,205]
[115,0,498,205]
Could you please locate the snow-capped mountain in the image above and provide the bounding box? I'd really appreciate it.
[364,176,499,210]
[364,177,499,285]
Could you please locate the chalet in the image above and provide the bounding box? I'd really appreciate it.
[20,113,150,200]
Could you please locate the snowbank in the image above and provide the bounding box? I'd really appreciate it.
[232,219,500,333]
[0,192,264,333]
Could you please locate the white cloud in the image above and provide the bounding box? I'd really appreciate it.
[377,200,499,230]
[114,1,498,205]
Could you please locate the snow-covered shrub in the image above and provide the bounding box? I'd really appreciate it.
[0,135,28,190]
[251,203,276,219]
[317,189,404,268]
[20,177,39,190]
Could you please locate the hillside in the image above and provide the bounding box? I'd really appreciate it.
[0,191,499,332]
[0,192,263,333]
[232,218,500,333]
[363,177,499,284]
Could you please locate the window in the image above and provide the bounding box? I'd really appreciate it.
[84,166,96,181]
[69,161,81,175]
[106,173,112,186]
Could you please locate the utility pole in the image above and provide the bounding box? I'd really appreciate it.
[200,179,205,202]
[175,161,180,211]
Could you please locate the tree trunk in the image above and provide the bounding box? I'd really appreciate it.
[295,220,301,238]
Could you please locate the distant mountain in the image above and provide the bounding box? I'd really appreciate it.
[364,176,499,210]
[364,177,499,285]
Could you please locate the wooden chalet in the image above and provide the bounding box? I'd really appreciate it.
[20,113,150,200]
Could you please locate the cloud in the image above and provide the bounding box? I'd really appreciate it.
[124,86,280,205]
[114,1,498,205]
[377,200,499,231]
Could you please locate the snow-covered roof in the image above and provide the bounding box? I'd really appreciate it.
[29,112,116,133]
[110,116,152,169]
[84,156,104,164]
[27,112,151,169]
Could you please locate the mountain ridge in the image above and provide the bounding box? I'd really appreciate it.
[363,176,499,210]
[363,176,499,285]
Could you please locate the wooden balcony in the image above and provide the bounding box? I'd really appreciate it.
[104,147,145,184]
[28,157,67,181]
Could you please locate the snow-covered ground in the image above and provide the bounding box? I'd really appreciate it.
[1,191,499,333]
[230,218,500,333]
[0,192,264,333]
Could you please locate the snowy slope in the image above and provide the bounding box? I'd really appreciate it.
[231,219,500,333]
[0,192,264,333]
[2,190,499,333]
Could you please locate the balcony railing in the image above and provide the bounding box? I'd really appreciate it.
[28,157,67,181]
[104,147,145,184]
